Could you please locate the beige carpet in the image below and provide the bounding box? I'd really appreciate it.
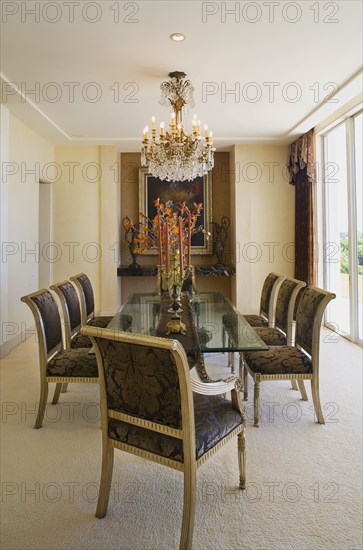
[1,330,362,550]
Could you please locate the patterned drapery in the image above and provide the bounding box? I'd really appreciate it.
[287,129,316,287]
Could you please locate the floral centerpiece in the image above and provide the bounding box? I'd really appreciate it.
[123,199,204,333]
[123,198,204,273]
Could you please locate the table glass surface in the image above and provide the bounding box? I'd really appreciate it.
[109,291,268,353]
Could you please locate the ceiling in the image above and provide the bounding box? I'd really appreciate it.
[1,0,362,150]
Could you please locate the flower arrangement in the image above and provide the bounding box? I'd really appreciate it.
[123,198,204,273]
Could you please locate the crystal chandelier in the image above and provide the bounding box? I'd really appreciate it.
[141,71,215,182]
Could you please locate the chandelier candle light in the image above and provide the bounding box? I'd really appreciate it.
[141,71,215,182]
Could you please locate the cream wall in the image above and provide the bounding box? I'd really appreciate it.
[1,108,294,354]
[1,125,119,356]
[1,109,55,353]
[53,146,119,316]
[231,144,295,312]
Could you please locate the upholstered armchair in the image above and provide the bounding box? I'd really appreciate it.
[82,326,246,550]
[21,289,99,428]
[242,286,336,427]
[70,273,113,328]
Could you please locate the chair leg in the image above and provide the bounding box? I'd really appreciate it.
[179,463,196,550]
[238,353,243,381]
[52,383,63,405]
[297,380,308,401]
[227,335,234,371]
[96,446,115,518]
[228,351,235,372]
[237,431,246,489]
[243,363,248,401]
[291,380,299,391]
[35,381,48,429]
[254,378,260,427]
[311,378,324,424]
[61,383,68,393]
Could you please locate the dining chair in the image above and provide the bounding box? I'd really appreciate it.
[244,272,286,328]
[21,289,99,428]
[222,272,285,369]
[70,273,113,328]
[242,285,336,427]
[247,277,307,396]
[50,280,92,350]
[82,325,246,550]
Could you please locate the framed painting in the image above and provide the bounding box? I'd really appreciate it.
[138,168,213,255]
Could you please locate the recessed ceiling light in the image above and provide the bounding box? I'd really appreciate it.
[170,33,186,42]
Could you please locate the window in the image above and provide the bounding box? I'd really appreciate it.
[319,110,362,345]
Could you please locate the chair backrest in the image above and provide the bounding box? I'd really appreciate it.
[82,326,196,465]
[21,289,63,364]
[50,280,82,349]
[275,277,306,343]
[70,273,95,324]
[295,285,336,361]
[182,266,196,294]
[259,273,285,326]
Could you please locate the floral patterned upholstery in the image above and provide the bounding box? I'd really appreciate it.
[47,349,98,377]
[275,279,299,333]
[93,335,244,463]
[295,287,328,355]
[253,327,287,347]
[108,418,183,462]
[57,281,82,331]
[77,274,95,317]
[88,316,114,329]
[31,291,62,354]
[222,312,238,330]
[96,338,182,429]
[243,314,269,328]
[71,332,92,349]
[244,346,312,375]
[260,273,280,315]
[108,392,243,462]
[193,393,243,459]
[223,312,269,330]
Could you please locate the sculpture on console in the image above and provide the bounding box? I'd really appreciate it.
[122,216,142,269]
[210,216,230,268]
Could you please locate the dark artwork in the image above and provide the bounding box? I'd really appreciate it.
[145,175,206,247]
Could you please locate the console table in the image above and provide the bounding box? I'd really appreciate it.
[117,265,235,277]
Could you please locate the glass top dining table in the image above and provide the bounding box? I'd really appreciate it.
[108,291,268,354]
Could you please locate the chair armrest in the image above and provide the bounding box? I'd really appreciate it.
[190,367,245,417]
[190,366,241,395]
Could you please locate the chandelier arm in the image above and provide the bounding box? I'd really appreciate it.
[142,71,213,181]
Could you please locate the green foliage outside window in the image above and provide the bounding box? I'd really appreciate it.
[340,239,363,275]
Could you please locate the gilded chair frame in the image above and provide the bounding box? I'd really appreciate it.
[21,289,99,429]
[242,286,335,427]
[82,326,246,550]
